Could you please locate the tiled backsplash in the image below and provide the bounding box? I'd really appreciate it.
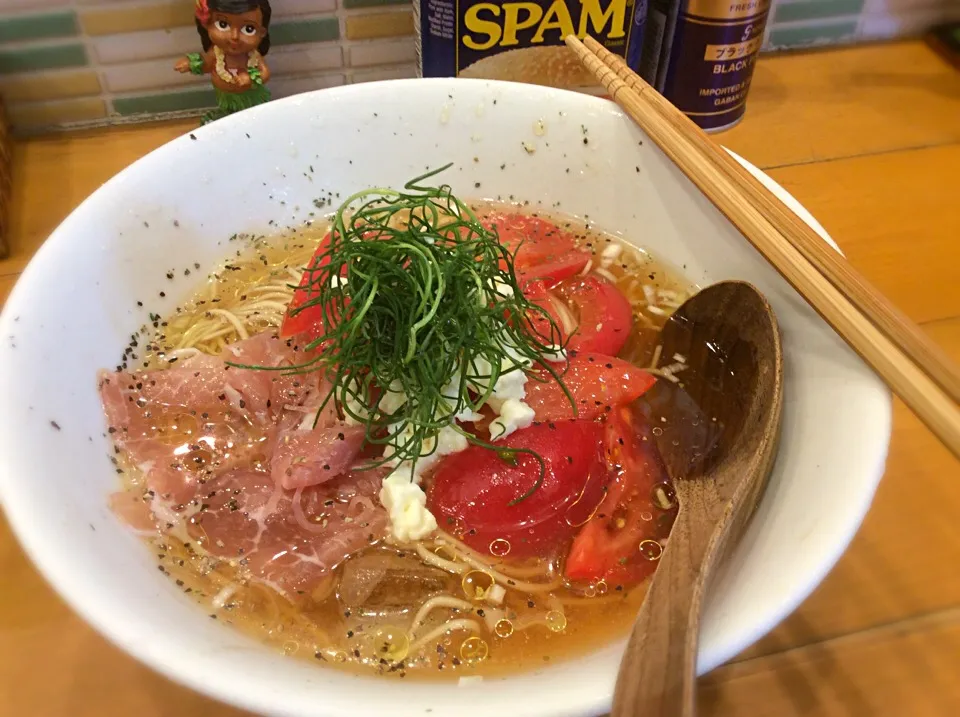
[1,0,957,135]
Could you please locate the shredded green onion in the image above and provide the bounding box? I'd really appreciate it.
[233,165,575,503]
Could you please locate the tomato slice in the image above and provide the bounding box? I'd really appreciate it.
[555,276,633,355]
[280,234,332,338]
[524,352,657,422]
[484,213,591,284]
[564,406,677,587]
[426,420,608,559]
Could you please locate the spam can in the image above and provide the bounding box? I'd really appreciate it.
[415,0,649,93]
[648,0,770,131]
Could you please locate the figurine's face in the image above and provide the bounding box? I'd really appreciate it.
[207,8,266,54]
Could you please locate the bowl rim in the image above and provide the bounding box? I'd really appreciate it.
[0,78,891,717]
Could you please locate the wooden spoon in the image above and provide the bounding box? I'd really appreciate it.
[612,280,784,717]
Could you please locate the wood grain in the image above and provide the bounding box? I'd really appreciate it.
[766,144,960,326]
[736,317,960,660]
[722,41,960,170]
[614,283,783,717]
[0,40,959,717]
[569,34,960,459]
[699,610,960,717]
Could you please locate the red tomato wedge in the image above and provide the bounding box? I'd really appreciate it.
[524,353,657,422]
[555,276,633,355]
[426,420,608,559]
[564,406,677,587]
[280,234,332,338]
[523,275,634,355]
[483,213,591,284]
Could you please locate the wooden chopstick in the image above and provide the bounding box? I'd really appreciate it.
[565,34,960,460]
[573,34,960,406]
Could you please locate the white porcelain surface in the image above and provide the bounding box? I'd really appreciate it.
[0,79,891,717]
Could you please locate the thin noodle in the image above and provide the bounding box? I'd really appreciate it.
[408,619,482,654]
[410,596,474,632]
[207,309,250,340]
[434,532,552,579]
[433,538,563,593]
[415,544,467,574]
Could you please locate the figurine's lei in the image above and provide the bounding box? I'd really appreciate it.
[214,46,264,85]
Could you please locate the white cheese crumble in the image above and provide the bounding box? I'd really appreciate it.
[372,335,568,540]
[379,471,437,542]
[490,398,535,441]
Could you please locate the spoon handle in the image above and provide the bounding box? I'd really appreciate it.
[611,498,722,717]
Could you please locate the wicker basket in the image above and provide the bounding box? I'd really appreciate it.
[0,98,10,258]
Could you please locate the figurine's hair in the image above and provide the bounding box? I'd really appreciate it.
[196,0,272,55]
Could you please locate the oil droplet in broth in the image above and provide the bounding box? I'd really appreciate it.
[460,636,489,662]
[489,538,511,557]
[461,570,495,601]
[639,539,664,561]
[494,619,515,638]
[545,611,567,633]
[652,482,677,510]
[373,626,410,663]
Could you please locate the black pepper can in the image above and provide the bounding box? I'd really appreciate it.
[644,0,770,132]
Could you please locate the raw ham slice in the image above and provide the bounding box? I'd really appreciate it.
[188,468,387,597]
[271,424,367,490]
[98,333,326,503]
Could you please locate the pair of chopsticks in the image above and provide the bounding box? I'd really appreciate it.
[565,35,960,460]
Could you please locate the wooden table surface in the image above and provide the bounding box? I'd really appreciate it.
[2,40,959,716]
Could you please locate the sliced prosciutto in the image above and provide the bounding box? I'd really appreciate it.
[98,333,326,504]
[187,468,387,597]
[272,424,367,490]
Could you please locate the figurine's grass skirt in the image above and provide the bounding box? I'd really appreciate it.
[203,84,271,124]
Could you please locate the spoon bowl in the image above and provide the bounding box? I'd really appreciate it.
[614,280,784,716]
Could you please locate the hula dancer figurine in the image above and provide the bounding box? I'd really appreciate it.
[175,0,272,125]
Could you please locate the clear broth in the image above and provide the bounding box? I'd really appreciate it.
[115,203,694,680]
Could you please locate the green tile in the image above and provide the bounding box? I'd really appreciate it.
[0,11,78,43]
[773,0,864,24]
[113,88,216,116]
[0,44,87,75]
[768,20,859,49]
[342,0,408,8]
[270,17,340,46]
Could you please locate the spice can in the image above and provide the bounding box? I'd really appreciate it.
[414,0,649,93]
[645,0,769,132]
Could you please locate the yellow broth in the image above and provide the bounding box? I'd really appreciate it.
[115,203,694,680]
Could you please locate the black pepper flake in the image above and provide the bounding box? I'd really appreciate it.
[477,609,485,617]
[159,291,166,298]
[189,133,197,140]
[527,600,535,608]
[347,630,354,638]
[566,455,573,464]
[50,420,61,430]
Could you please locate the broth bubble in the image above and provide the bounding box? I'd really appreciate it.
[460,636,489,662]
[639,539,664,561]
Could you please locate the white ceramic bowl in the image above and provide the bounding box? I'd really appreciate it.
[0,80,890,717]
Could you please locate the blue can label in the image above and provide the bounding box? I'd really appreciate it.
[661,0,770,130]
[416,0,648,90]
